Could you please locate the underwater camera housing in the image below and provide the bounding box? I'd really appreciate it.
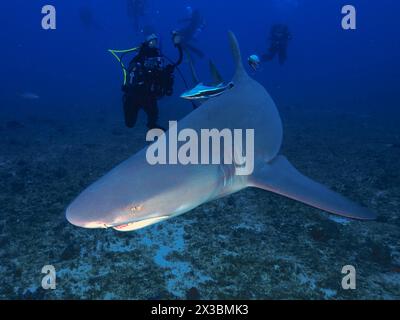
[160,64,175,97]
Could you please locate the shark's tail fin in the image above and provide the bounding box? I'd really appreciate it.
[249,156,377,220]
[228,31,248,82]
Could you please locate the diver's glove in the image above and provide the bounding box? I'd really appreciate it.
[171,30,182,47]
[121,84,129,93]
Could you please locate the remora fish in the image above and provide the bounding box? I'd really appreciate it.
[180,82,234,100]
[183,56,226,108]
[66,31,376,233]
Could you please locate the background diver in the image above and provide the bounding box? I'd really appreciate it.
[177,7,206,59]
[122,32,183,130]
[262,24,292,65]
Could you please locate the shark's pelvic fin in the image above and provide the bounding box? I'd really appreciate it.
[228,31,248,82]
[249,155,377,220]
[209,60,224,86]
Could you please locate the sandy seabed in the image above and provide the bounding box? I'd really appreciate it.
[0,105,399,299]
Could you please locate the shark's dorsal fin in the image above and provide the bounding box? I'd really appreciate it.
[228,31,249,82]
[209,60,224,86]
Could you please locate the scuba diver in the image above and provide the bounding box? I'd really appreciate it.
[262,24,292,65]
[122,33,183,130]
[177,8,206,59]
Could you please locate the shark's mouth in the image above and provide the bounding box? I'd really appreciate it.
[112,216,169,232]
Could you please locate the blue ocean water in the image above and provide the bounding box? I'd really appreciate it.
[0,0,399,299]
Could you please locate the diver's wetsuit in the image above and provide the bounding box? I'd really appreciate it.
[122,42,183,129]
[262,24,292,65]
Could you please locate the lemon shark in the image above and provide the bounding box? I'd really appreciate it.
[66,32,376,232]
[181,59,233,101]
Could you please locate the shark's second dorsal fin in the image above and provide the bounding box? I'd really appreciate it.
[209,60,224,86]
[228,31,248,82]
[189,59,200,85]
[186,49,200,85]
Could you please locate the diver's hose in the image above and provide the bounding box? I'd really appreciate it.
[163,54,198,109]
[108,47,140,85]
[163,54,189,89]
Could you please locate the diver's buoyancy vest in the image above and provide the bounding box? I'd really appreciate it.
[127,45,175,97]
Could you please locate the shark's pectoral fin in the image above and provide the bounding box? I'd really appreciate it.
[249,155,377,220]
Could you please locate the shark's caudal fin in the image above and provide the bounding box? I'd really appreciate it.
[209,60,224,85]
[228,31,249,82]
[249,156,377,220]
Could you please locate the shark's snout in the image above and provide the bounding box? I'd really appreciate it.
[65,195,116,230]
[65,205,105,229]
